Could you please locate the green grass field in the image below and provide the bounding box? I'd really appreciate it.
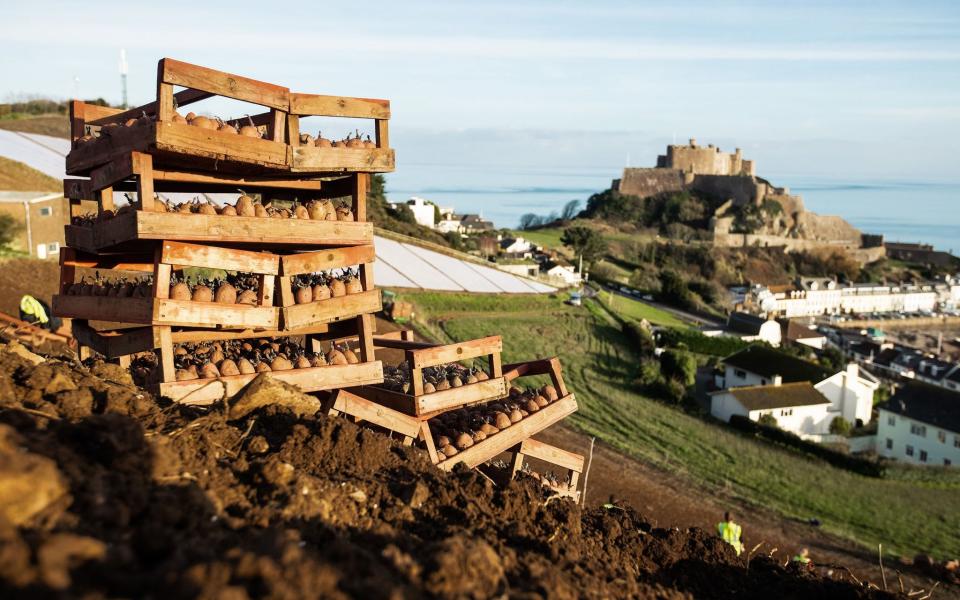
[398,290,960,559]
[594,288,690,329]
[509,228,566,252]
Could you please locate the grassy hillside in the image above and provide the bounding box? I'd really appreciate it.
[397,290,960,559]
[0,114,70,138]
[0,156,62,191]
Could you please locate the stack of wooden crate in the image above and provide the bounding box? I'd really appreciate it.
[56,58,392,404]
[57,57,584,499]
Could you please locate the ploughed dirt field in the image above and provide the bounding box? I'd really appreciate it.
[0,341,909,599]
[536,426,959,600]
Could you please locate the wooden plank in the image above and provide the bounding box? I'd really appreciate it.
[435,396,578,471]
[64,179,93,201]
[66,121,155,175]
[281,289,381,330]
[259,274,275,307]
[132,152,155,211]
[280,244,376,276]
[154,299,278,329]
[420,421,440,464]
[160,241,279,274]
[374,119,389,150]
[69,101,86,143]
[352,173,368,222]
[52,295,154,323]
[59,248,76,294]
[149,169,322,191]
[269,109,285,143]
[89,153,135,191]
[409,336,502,369]
[160,58,290,110]
[330,390,421,438]
[286,114,300,146]
[157,326,175,383]
[501,358,554,382]
[549,357,569,397]
[289,93,390,119]
[160,360,383,405]
[519,438,585,473]
[70,321,159,357]
[357,314,375,363]
[416,378,506,415]
[98,187,114,214]
[154,121,288,168]
[169,323,329,344]
[86,89,212,126]
[290,147,395,173]
[61,252,154,272]
[77,103,123,123]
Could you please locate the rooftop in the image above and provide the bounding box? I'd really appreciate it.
[878,382,960,433]
[780,319,825,341]
[724,382,832,411]
[726,312,768,336]
[723,345,831,383]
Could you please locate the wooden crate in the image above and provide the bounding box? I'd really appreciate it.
[53,242,279,329]
[507,438,584,502]
[64,153,373,252]
[325,355,579,478]
[67,58,394,177]
[352,331,507,416]
[278,244,381,330]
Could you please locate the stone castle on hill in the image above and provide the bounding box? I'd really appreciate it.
[612,139,884,263]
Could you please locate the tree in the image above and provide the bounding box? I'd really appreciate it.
[659,349,696,386]
[518,213,541,230]
[0,214,23,248]
[658,270,694,310]
[560,226,607,266]
[818,346,845,372]
[560,199,581,221]
[758,413,778,428]
[829,416,852,436]
[433,203,442,225]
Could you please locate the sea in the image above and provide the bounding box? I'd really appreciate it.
[387,164,960,255]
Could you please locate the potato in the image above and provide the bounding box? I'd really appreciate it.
[455,433,474,450]
[495,412,512,429]
[524,399,540,413]
[509,409,523,423]
[541,385,559,401]
[423,382,436,394]
[218,359,240,376]
[441,445,459,458]
[480,423,499,436]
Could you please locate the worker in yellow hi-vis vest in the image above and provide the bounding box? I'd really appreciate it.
[717,511,744,555]
[19,295,60,332]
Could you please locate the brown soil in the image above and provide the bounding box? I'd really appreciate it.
[0,257,60,316]
[0,115,70,139]
[0,156,63,192]
[535,425,958,599]
[0,345,902,600]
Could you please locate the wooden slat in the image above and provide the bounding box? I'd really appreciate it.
[280,245,375,276]
[84,210,373,250]
[409,336,502,369]
[70,321,159,357]
[160,241,280,274]
[78,103,124,123]
[352,173,368,222]
[330,389,420,438]
[154,121,288,168]
[64,179,93,200]
[501,358,554,382]
[149,169,322,191]
[86,89,214,127]
[435,396,578,471]
[52,295,154,323]
[374,119,389,150]
[420,421,440,464]
[416,378,506,415]
[154,299,278,329]
[89,154,135,191]
[290,147,395,173]
[281,290,382,330]
[519,438,584,474]
[289,93,390,119]
[61,251,154,272]
[159,361,383,405]
[160,58,290,110]
[170,323,329,343]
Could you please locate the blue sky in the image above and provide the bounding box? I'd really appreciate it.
[2,0,959,180]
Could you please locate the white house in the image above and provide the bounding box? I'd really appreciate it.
[402,197,438,228]
[877,383,960,467]
[725,312,782,347]
[814,364,880,426]
[544,263,581,287]
[767,277,941,317]
[710,381,834,437]
[500,237,534,255]
[720,345,877,427]
[780,319,827,350]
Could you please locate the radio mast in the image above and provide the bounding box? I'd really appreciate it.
[119,49,128,108]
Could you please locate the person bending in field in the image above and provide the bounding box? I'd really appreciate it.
[19,294,61,332]
[717,511,744,556]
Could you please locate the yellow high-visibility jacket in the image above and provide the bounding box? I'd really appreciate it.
[717,521,744,555]
[20,295,49,324]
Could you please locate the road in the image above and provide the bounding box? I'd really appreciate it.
[600,283,724,328]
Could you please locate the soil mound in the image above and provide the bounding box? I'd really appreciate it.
[0,346,898,599]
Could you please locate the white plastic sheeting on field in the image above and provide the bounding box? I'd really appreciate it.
[374,236,554,294]
[0,131,70,180]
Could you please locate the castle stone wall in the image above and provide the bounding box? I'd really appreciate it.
[690,174,765,206]
[615,168,686,198]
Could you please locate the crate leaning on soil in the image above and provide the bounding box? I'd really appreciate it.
[67,57,394,177]
[323,333,583,499]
